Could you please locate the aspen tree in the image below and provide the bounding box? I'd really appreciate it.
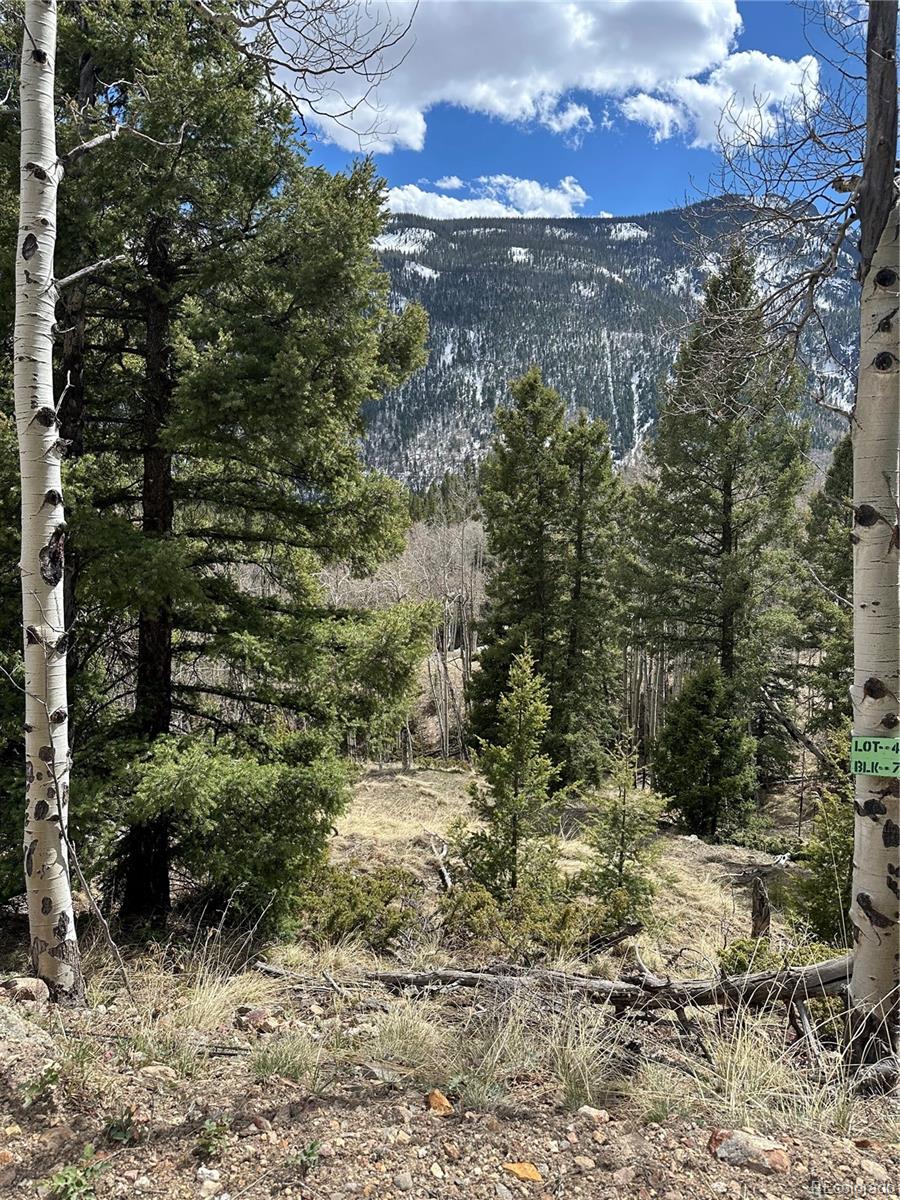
[14,0,84,1003]
[845,0,899,1057]
[847,200,899,1048]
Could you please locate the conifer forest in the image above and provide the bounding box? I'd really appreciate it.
[0,3,897,1198]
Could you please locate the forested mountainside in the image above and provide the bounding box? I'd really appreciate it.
[367,198,857,486]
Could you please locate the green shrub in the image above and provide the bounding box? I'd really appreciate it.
[718,936,836,976]
[295,862,422,949]
[106,733,350,930]
[785,731,854,946]
[440,880,614,958]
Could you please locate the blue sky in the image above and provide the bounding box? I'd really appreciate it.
[304,0,825,219]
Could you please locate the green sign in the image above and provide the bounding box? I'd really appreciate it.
[850,736,900,778]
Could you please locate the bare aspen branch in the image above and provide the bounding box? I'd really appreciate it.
[55,255,128,290]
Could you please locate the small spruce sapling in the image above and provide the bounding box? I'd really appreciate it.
[458,648,560,899]
[579,738,665,924]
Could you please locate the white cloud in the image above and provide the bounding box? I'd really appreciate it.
[434,175,464,190]
[478,174,589,216]
[311,0,746,152]
[620,94,687,143]
[622,50,820,148]
[386,175,591,219]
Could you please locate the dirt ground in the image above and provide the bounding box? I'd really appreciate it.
[1,764,897,1200]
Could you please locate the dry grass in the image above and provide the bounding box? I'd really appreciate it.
[251,1030,329,1092]
[265,934,377,976]
[368,1000,449,1077]
[630,1006,893,1140]
[334,765,472,877]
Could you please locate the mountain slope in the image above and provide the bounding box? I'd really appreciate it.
[366,199,856,487]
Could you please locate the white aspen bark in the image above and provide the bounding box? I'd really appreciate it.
[847,199,899,1043]
[14,0,84,1004]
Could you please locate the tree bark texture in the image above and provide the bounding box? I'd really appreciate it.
[117,221,176,926]
[848,198,899,1039]
[847,0,899,1047]
[14,0,85,1004]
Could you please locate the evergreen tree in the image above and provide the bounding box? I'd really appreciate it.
[468,368,569,751]
[559,412,621,776]
[579,739,665,923]
[460,648,559,898]
[468,368,619,778]
[634,245,810,694]
[799,434,853,732]
[653,664,757,837]
[0,4,431,924]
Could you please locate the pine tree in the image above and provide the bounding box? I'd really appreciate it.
[634,245,810,694]
[0,5,431,926]
[468,368,619,779]
[653,664,757,837]
[460,648,559,898]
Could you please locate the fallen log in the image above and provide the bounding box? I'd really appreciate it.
[367,955,852,1011]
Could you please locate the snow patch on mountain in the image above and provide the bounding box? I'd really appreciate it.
[374,227,436,254]
[406,261,440,281]
[609,222,649,241]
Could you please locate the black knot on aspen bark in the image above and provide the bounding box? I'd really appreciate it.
[33,799,50,821]
[33,406,59,428]
[856,892,896,929]
[24,839,37,877]
[30,48,48,65]
[863,676,888,700]
[41,896,52,915]
[38,745,54,763]
[42,489,63,508]
[49,707,67,725]
[21,233,38,259]
[855,796,887,820]
[880,712,899,729]
[53,911,69,940]
[25,625,41,646]
[874,267,898,288]
[39,526,65,586]
[854,504,880,527]
[24,162,49,182]
[884,819,900,849]
[873,351,897,371]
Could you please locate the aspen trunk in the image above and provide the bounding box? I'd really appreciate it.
[14,0,85,1004]
[847,198,899,1048]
